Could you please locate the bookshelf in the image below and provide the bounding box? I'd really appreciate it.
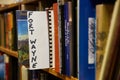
[0,0,78,80]
[1,0,119,80]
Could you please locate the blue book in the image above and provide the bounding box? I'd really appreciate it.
[0,54,5,80]
[64,1,73,76]
[64,2,70,76]
[16,10,29,80]
[78,0,96,80]
[16,10,29,68]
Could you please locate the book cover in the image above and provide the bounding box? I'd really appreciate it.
[99,0,120,80]
[8,11,18,80]
[78,0,96,79]
[96,4,114,80]
[16,10,29,80]
[27,11,49,70]
[16,10,29,68]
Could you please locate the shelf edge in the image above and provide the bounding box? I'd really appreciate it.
[0,46,18,58]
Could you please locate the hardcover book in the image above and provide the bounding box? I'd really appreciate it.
[64,1,74,76]
[78,0,96,79]
[96,4,113,80]
[16,10,29,80]
[53,3,60,73]
[99,0,120,80]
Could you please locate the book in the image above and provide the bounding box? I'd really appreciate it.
[0,14,5,47]
[27,11,50,70]
[71,0,78,77]
[99,0,120,80]
[57,0,64,74]
[96,4,114,80]
[64,1,74,76]
[16,10,50,80]
[78,0,96,79]
[16,10,29,80]
[53,3,60,73]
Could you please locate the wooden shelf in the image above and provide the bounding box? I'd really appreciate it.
[0,0,39,12]
[0,46,77,80]
[0,3,20,12]
[0,46,18,58]
[42,69,78,80]
[21,0,39,5]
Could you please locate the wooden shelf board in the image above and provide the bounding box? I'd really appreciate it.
[0,3,20,12]
[0,0,38,12]
[21,0,39,5]
[42,69,78,80]
[0,46,18,58]
[0,47,78,79]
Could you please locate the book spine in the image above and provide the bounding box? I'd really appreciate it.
[99,0,120,79]
[53,3,60,73]
[57,0,63,73]
[96,4,113,80]
[78,0,96,79]
[64,2,71,76]
[28,70,39,80]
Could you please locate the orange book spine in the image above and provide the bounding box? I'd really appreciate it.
[53,3,60,73]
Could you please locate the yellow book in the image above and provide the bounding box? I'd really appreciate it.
[99,0,120,80]
[96,4,114,80]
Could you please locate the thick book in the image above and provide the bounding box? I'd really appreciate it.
[78,0,96,79]
[96,4,114,80]
[99,0,120,80]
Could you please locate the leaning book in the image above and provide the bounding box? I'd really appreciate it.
[16,10,50,80]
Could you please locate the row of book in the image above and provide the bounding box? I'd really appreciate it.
[0,0,120,80]
[0,10,18,80]
[16,0,78,79]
